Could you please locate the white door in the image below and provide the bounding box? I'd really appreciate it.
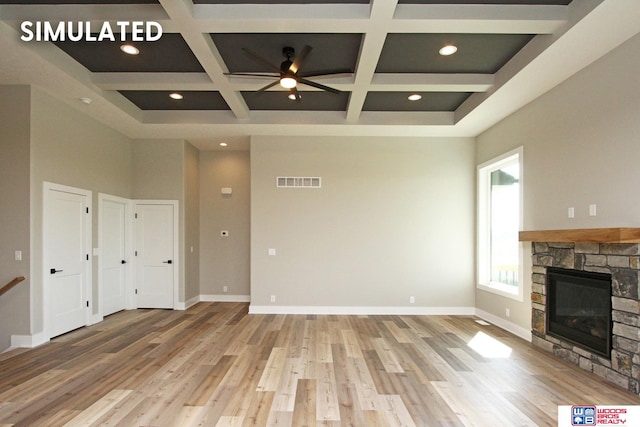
[135,202,177,309]
[100,196,129,316]
[44,184,91,338]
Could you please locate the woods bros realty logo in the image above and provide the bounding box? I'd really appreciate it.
[558,405,640,426]
[20,21,162,42]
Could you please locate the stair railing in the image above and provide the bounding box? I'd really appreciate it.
[0,276,25,297]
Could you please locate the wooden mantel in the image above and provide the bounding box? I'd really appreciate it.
[519,228,640,243]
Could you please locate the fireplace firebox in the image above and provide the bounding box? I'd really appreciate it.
[546,267,612,358]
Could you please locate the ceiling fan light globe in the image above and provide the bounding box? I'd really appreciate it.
[280,77,297,89]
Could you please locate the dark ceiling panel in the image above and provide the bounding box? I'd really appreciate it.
[398,0,571,4]
[211,33,362,74]
[119,91,230,110]
[0,1,158,3]
[377,33,534,74]
[195,0,367,3]
[54,33,203,73]
[363,91,471,111]
[242,91,349,111]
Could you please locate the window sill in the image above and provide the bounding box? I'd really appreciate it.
[477,282,523,302]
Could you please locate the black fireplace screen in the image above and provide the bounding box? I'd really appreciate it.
[546,267,612,358]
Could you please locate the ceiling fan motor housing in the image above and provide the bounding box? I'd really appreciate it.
[281,46,295,73]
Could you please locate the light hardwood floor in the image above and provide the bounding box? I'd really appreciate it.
[0,302,638,426]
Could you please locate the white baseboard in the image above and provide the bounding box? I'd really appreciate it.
[248,305,475,315]
[175,295,201,310]
[474,308,532,342]
[175,294,251,310]
[90,314,103,325]
[200,294,251,303]
[11,331,48,349]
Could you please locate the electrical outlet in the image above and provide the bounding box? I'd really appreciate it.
[589,204,597,217]
[223,285,228,293]
[409,296,415,304]
[505,308,510,317]
[568,207,575,219]
[270,295,276,303]
[14,250,22,261]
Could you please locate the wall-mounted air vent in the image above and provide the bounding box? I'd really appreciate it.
[276,177,321,188]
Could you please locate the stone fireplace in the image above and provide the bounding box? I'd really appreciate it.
[520,228,640,395]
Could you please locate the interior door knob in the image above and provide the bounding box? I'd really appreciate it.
[162,260,172,264]
[50,268,63,274]
[121,260,127,264]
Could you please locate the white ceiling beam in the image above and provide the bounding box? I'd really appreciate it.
[0,4,167,21]
[346,0,398,123]
[142,110,454,133]
[158,0,250,120]
[184,3,566,34]
[371,73,493,92]
[92,73,213,90]
[92,72,490,93]
[193,4,369,21]
[392,4,567,34]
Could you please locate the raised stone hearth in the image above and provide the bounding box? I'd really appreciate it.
[520,229,640,395]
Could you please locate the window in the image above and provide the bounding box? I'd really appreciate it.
[477,147,523,300]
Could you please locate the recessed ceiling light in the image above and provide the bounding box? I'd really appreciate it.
[408,94,422,101]
[120,44,139,55]
[219,142,228,147]
[169,92,183,100]
[79,97,92,104]
[439,44,458,56]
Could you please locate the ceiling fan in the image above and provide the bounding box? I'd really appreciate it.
[225,45,351,100]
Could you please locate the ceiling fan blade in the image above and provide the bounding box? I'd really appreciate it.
[225,72,281,78]
[289,45,312,74]
[241,48,281,73]
[298,68,353,78]
[298,78,340,94]
[256,80,280,93]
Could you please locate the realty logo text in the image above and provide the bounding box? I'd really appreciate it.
[572,406,628,426]
[20,21,163,42]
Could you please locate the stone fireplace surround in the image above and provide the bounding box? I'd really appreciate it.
[520,228,640,395]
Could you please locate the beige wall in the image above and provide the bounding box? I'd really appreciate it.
[184,142,200,302]
[30,87,133,333]
[251,136,475,310]
[0,86,31,349]
[199,151,251,298]
[476,33,640,330]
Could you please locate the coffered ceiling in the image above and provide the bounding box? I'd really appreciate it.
[0,0,638,150]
